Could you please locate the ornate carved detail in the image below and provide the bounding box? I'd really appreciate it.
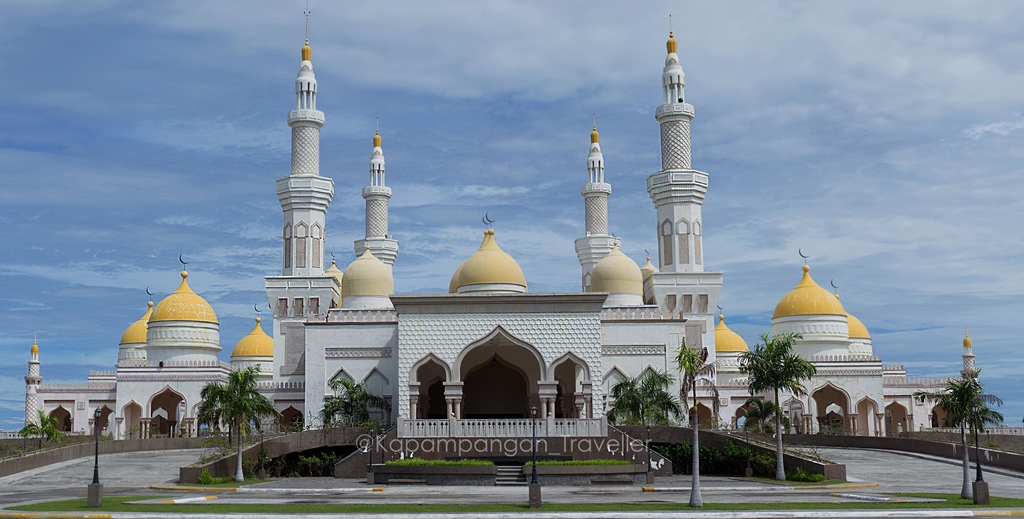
[366,199,388,238]
[660,120,691,170]
[326,347,393,358]
[291,126,320,175]
[585,196,608,235]
[601,345,666,355]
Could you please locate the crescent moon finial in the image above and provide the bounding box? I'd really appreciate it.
[798,248,808,265]
[178,254,189,266]
[254,303,261,316]
[830,279,838,290]
[145,286,153,298]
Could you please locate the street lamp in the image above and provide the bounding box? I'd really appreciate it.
[971,402,983,483]
[92,407,101,485]
[528,404,540,508]
[744,419,752,477]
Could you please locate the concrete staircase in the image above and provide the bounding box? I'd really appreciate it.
[495,465,527,486]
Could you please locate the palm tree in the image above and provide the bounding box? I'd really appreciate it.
[743,397,786,435]
[738,332,815,481]
[607,370,682,426]
[197,366,281,482]
[915,373,1002,499]
[19,410,62,449]
[320,379,391,427]
[675,340,719,507]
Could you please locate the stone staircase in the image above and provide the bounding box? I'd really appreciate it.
[495,465,527,486]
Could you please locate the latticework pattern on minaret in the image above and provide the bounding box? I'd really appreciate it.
[25,393,37,425]
[585,196,608,235]
[291,126,320,175]
[366,199,389,238]
[660,120,691,170]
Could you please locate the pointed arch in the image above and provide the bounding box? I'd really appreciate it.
[283,224,293,269]
[453,325,545,382]
[311,223,322,269]
[602,365,627,387]
[660,219,674,266]
[676,217,691,265]
[294,222,308,269]
[329,367,354,385]
[410,354,451,383]
[692,220,702,265]
[362,367,390,396]
[147,386,186,417]
[548,351,592,381]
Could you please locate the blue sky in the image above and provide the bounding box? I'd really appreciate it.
[1,1,1023,430]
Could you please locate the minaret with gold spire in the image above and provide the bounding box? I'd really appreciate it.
[960,328,977,377]
[575,119,617,291]
[25,334,42,426]
[277,13,334,278]
[354,125,399,270]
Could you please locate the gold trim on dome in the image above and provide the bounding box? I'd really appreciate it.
[149,271,219,324]
[772,265,845,319]
[455,229,527,290]
[119,301,154,345]
[715,314,748,352]
[231,317,274,358]
[590,244,642,296]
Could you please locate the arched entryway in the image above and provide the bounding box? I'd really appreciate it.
[281,406,303,431]
[551,354,591,419]
[812,384,850,434]
[931,405,948,428]
[95,405,113,435]
[885,402,909,437]
[453,327,545,420]
[150,388,185,437]
[122,402,142,439]
[50,406,72,432]
[410,355,450,419]
[692,403,714,429]
[783,399,805,434]
[856,398,878,436]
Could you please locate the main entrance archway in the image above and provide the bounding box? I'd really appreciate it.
[454,327,544,420]
[50,406,72,432]
[150,388,184,437]
[812,384,850,434]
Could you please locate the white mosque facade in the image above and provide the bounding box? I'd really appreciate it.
[25,32,967,440]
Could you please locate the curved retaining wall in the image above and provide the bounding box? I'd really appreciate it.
[0,437,206,479]
[786,434,1024,473]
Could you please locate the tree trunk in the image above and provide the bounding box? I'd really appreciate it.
[235,419,245,482]
[960,423,971,499]
[689,381,702,507]
[775,388,786,480]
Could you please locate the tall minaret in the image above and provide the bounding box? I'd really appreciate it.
[277,27,334,277]
[960,328,977,377]
[575,123,617,291]
[25,334,41,426]
[354,128,399,269]
[647,29,706,273]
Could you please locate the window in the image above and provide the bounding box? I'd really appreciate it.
[293,298,304,316]
[295,223,308,269]
[283,224,292,269]
[693,222,702,266]
[665,294,677,312]
[697,294,709,313]
[277,298,288,317]
[661,221,673,266]
[677,218,690,265]
[309,297,320,315]
[311,224,322,269]
[681,294,693,313]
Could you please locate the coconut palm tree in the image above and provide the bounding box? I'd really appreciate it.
[19,410,62,449]
[738,332,815,481]
[743,397,787,435]
[607,370,682,426]
[915,373,1002,499]
[320,379,391,427]
[197,366,281,482]
[675,340,719,507]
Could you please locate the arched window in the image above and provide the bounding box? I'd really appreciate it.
[677,218,690,265]
[660,220,673,266]
[295,223,308,269]
[311,224,322,269]
[283,224,293,269]
[693,221,702,266]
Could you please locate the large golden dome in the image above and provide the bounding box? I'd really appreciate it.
[591,244,642,295]
[449,260,466,293]
[772,265,845,319]
[150,272,218,324]
[455,229,527,292]
[715,314,748,352]
[119,301,154,345]
[231,317,274,358]
[342,250,394,297]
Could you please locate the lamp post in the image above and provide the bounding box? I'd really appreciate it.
[971,401,989,504]
[744,420,753,477]
[528,404,540,508]
[646,425,654,483]
[87,407,103,508]
[258,426,266,480]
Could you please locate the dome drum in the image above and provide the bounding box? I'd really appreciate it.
[770,314,850,340]
[145,320,221,364]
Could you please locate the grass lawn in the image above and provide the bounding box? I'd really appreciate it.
[11,494,1024,514]
[181,478,275,489]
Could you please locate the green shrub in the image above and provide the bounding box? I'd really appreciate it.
[786,468,825,482]
[652,440,777,477]
[198,469,213,485]
[384,457,493,467]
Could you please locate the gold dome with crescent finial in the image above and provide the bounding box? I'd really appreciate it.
[324,259,344,286]
[715,314,748,352]
[342,250,394,297]
[772,265,845,319]
[591,244,643,296]
[231,317,274,358]
[120,301,154,345]
[640,255,659,283]
[455,229,527,291]
[150,271,219,324]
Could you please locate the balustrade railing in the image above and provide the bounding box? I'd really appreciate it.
[398,417,607,438]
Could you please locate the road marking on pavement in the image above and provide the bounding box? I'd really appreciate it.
[150,496,217,504]
[235,487,385,494]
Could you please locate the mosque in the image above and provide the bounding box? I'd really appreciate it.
[24,30,969,441]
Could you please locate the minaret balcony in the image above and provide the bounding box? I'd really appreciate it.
[655,102,694,120]
[287,109,325,126]
[580,182,611,197]
[362,185,392,198]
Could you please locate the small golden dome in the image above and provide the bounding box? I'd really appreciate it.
[963,330,972,348]
[231,317,274,358]
[301,40,312,61]
[666,31,677,54]
[150,271,219,324]
[590,125,600,144]
[325,260,344,286]
[119,301,154,345]
[456,229,527,291]
[834,294,870,339]
[449,260,467,293]
[640,256,659,284]
[772,265,845,319]
[715,315,748,352]
[591,244,643,295]
[31,335,38,355]
[342,250,394,297]
[373,130,382,148]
